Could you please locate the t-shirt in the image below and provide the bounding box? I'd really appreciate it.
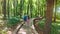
[25,18,35,29]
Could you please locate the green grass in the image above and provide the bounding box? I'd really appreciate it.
[6,17,20,28]
[38,19,60,34]
[6,17,60,34]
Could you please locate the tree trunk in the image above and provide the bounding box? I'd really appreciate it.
[27,4,29,16]
[7,0,10,18]
[19,0,24,18]
[43,0,54,34]
[29,0,33,18]
[16,0,18,16]
[54,0,57,22]
[13,0,16,16]
[2,0,6,20]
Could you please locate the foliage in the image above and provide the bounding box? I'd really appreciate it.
[56,12,60,20]
[6,17,20,28]
[38,20,60,34]
[0,0,60,34]
[38,18,45,29]
[0,30,7,34]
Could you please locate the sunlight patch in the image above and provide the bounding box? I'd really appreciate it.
[58,24,60,25]
[18,28,26,34]
[58,30,60,32]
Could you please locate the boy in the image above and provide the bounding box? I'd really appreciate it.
[23,15,43,34]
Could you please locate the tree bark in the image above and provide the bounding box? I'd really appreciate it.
[19,0,24,18]
[29,0,33,18]
[2,0,6,20]
[13,0,16,16]
[43,0,54,34]
[7,0,10,18]
[54,0,57,22]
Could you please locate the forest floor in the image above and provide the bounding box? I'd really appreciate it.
[0,15,60,34]
[15,24,38,34]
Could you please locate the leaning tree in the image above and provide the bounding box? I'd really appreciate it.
[33,0,54,34]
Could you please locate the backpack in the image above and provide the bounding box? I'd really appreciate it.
[23,16,28,21]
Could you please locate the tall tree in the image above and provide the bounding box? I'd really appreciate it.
[27,0,33,18]
[29,0,33,18]
[37,0,40,16]
[2,0,6,20]
[13,0,16,16]
[27,0,29,16]
[54,0,57,22]
[0,0,2,14]
[13,0,18,17]
[7,0,10,18]
[19,0,25,18]
[43,0,54,34]
[15,0,18,16]
[35,0,40,17]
